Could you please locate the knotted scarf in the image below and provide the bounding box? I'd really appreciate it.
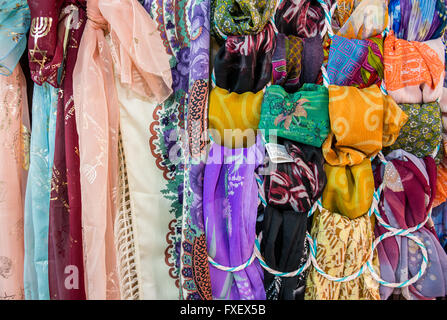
[259,84,330,147]
[374,149,447,300]
[322,158,374,219]
[260,139,325,300]
[322,85,408,166]
[203,135,266,300]
[214,23,275,93]
[385,102,442,159]
[212,0,277,37]
[389,0,447,42]
[73,0,172,299]
[327,34,383,88]
[304,208,381,300]
[384,31,445,104]
[208,86,263,149]
[274,0,332,38]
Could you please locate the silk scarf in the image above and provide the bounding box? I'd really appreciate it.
[384,31,445,104]
[209,86,263,149]
[388,0,447,42]
[385,102,442,159]
[374,149,447,300]
[23,83,58,300]
[322,85,408,166]
[322,158,374,220]
[73,0,172,300]
[211,0,277,37]
[304,208,381,300]
[327,35,383,88]
[213,23,275,94]
[259,84,330,147]
[432,202,447,250]
[203,135,266,300]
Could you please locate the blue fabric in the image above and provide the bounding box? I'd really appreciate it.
[23,83,58,300]
[0,0,30,75]
[432,202,447,251]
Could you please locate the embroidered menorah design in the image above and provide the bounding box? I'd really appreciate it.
[29,17,53,69]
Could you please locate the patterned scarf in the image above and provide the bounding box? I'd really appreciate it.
[322,85,408,166]
[265,139,326,213]
[203,136,266,300]
[389,0,447,42]
[211,0,277,37]
[274,0,334,38]
[327,34,383,88]
[384,31,445,104]
[0,1,29,75]
[259,84,330,147]
[213,23,275,93]
[385,102,442,160]
[374,149,447,300]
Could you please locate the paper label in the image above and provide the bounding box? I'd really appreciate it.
[265,143,294,163]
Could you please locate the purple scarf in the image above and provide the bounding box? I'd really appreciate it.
[203,136,266,299]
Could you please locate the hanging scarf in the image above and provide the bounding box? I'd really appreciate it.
[327,35,383,88]
[384,31,445,104]
[208,87,263,149]
[434,163,447,208]
[0,2,30,299]
[274,0,331,38]
[213,23,275,94]
[432,202,447,250]
[261,205,310,300]
[0,1,29,75]
[388,0,447,42]
[336,0,388,39]
[333,0,362,27]
[304,208,381,300]
[272,34,324,92]
[385,102,442,159]
[265,140,326,213]
[203,135,266,300]
[28,0,88,300]
[259,84,330,147]
[322,85,408,166]
[73,0,172,300]
[322,158,374,220]
[374,149,447,300]
[211,0,277,37]
[23,83,58,300]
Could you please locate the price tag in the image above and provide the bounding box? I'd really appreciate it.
[265,143,294,163]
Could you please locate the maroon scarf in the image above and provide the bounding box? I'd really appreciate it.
[28,0,87,300]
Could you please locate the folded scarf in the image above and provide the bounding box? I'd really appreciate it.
[208,86,263,148]
[333,0,362,27]
[389,0,447,42]
[304,208,381,300]
[327,34,383,88]
[384,31,445,104]
[73,0,172,299]
[203,135,266,300]
[322,158,374,219]
[374,149,447,300]
[274,0,331,38]
[432,202,447,250]
[322,85,408,166]
[285,35,304,91]
[261,205,310,300]
[214,23,275,93]
[212,0,277,37]
[336,0,388,39]
[265,140,326,213]
[0,1,29,75]
[434,164,447,208]
[385,102,442,159]
[272,33,288,85]
[259,84,329,147]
